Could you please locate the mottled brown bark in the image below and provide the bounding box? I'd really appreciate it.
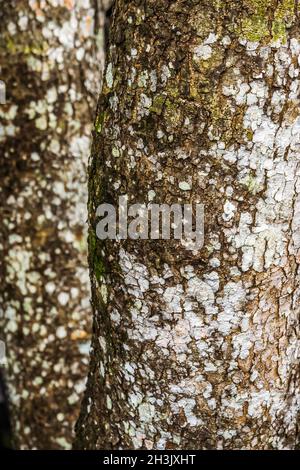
[0,0,107,449]
[76,0,300,449]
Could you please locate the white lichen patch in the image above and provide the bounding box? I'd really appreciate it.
[106,62,114,89]
[179,181,191,191]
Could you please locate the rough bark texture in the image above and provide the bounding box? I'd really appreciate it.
[76,0,300,450]
[0,0,107,449]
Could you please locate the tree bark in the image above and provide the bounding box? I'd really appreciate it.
[76,0,300,450]
[0,0,107,449]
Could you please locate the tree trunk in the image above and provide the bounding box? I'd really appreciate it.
[76,0,300,450]
[0,0,107,449]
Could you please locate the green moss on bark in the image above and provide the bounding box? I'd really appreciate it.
[240,0,295,42]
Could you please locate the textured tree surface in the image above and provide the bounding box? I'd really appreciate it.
[76,0,300,450]
[0,0,107,449]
